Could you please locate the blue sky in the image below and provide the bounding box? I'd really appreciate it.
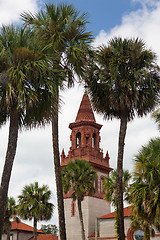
[0,0,160,228]
[39,0,141,36]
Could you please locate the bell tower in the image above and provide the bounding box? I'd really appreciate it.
[61,93,112,240]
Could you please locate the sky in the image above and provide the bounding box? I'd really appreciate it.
[0,0,160,229]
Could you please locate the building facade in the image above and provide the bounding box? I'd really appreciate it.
[61,93,112,240]
[94,206,160,240]
[2,220,43,240]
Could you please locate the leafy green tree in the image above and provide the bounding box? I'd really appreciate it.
[129,137,160,240]
[40,224,58,235]
[62,159,97,240]
[3,197,17,240]
[0,25,53,239]
[85,37,160,240]
[17,182,54,240]
[21,4,93,240]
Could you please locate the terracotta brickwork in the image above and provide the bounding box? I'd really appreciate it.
[61,93,112,240]
[61,93,112,200]
[61,94,112,173]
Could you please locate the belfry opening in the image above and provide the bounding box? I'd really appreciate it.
[61,93,112,240]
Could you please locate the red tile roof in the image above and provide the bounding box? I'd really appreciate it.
[29,234,58,240]
[75,93,96,122]
[11,221,43,233]
[98,206,132,219]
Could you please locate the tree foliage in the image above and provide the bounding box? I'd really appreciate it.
[152,108,160,130]
[3,197,17,240]
[21,3,93,86]
[129,138,160,240]
[17,182,54,240]
[40,224,58,235]
[21,4,93,240]
[85,37,160,121]
[62,159,97,200]
[85,37,160,240]
[62,159,97,240]
[0,25,54,239]
[104,169,131,238]
[104,169,131,206]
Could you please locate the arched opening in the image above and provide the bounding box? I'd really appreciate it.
[71,200,76,217]
[92,133,96,148]
[100,176,104,192]
[86,135,89,146]
[76,132,81,148]
[93,177,98,191]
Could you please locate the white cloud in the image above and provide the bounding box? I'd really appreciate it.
[92,0,160,171]
[93,0,160,63]
[132,0,158,7]
[0,0,38,26]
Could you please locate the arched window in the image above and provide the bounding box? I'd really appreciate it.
[92,133,96,148]
[86,136,89,146]
[76,132,81,148]
[100,176,104,192]
[93,177,98,191]
[9,234,13,240]
[71,200,76,217]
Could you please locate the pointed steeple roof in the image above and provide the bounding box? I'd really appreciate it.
[75,93,95,122]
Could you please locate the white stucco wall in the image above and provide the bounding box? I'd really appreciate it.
[98,217,160,240]
[64,195,110,240]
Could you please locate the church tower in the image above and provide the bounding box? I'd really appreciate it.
[61,93,112,240]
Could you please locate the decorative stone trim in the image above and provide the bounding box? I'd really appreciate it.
[127,228,134,240]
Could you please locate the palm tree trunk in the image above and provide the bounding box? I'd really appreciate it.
[6,226,10,240]
[116,116,127,240]
[52,96,66,240]
[77,197,85,240]
[33,217,37,240]
[0,106,18,240]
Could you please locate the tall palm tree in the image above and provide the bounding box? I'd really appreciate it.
[21,4,93,240]
[61,159,97,240]
[129,137,160,240]
[3,197,17,240]
[85,37,160,240]
[17,182,54,240]
[0,25,53,239]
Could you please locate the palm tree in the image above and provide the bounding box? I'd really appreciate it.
[61,159,97,240]
[104,169,131,238]
[129,137,160,240]
[21,4,93,240]
[17,182,54,240]
[104,169,131,207]
[0,25,53,239]
[3,197,17,240]
[85,37,160,240]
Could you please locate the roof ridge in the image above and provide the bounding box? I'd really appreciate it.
[11,220,42,233]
